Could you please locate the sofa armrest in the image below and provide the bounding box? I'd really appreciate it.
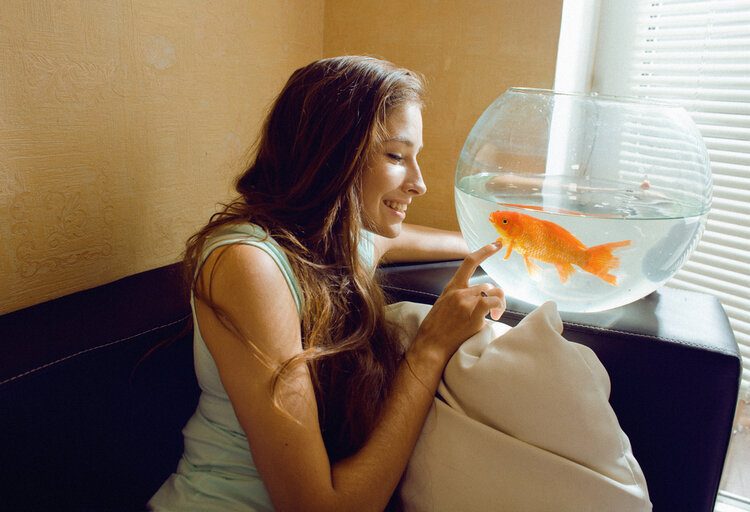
[378,260,741,512]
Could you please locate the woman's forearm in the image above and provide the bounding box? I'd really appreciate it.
[327,341,444,510]
[383,223,469,263]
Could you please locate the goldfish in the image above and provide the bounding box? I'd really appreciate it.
[489,210,631,285]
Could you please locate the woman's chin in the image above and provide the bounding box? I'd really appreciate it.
[369,222,402,239]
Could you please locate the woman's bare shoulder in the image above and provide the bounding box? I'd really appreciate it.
[195,243,302,362]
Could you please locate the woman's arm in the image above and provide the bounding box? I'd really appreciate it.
[374,223,469,264]
[195,242,503,512]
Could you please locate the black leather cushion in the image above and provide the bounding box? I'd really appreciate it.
[0,265,198,512]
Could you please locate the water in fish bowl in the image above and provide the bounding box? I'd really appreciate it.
[456,168,708,313]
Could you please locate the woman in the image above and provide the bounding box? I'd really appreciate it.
[149,55,505,511]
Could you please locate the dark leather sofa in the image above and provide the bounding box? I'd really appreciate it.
[0,260,741,512]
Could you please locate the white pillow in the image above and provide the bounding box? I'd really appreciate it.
[386,301,651,512]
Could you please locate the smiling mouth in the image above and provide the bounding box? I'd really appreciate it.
[384,200,407,213]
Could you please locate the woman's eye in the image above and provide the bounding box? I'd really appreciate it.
[387,153,404,163]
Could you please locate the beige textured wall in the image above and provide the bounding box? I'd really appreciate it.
[324,0,562,230]
[1,1,560,313]
[0,0,324,313]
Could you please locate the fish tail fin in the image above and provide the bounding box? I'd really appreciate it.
[583,240,631,285]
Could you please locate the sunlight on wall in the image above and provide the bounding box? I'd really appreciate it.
[324,0,562,231]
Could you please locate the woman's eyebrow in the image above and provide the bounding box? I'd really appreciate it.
[385,136,422,150]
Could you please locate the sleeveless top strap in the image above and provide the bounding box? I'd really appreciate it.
[199,223,303,313]
[359,228,376,269]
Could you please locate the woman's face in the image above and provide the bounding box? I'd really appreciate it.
[361,102,426,238]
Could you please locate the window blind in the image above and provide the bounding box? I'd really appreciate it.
[620,0,750,397]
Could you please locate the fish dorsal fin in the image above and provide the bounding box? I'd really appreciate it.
[541,217,587,251]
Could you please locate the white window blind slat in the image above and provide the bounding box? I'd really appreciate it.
[711,183,750,204]
[732,338,750,393]
[690,246,750,276]
[683,101,750,115]
[709,150,750,167]
[705,137,750,151]
[731,318,750,340]
[707,211,750,232]
[637,50,749,63]
[694,124,750,141]
[632,86,750,102]
[700,231,750,254]
[634,62,750,75]
[704,217,750,241]
[722,304,750,333]
[740,343,750,361]
[639,0,750,16]
[706,197,750,218]
[711,173,750,190]
[637,10,750,24]
[633,76,750,89]
[634,37,750,50]
[695,239,750,264]
[680,260,750,289]
[739,345,750,384]
[692,112,750,128]
[636,25,750,41]
[711,160,750,178]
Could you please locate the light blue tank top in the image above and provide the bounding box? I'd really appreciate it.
[149,223,375,511]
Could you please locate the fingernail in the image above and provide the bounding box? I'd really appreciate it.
[492,241,503,249]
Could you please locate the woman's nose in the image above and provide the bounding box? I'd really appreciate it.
[406,163,427,196]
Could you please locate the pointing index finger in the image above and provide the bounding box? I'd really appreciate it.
[449,242,503,287]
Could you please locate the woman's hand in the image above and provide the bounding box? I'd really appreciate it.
[410,242,506,366]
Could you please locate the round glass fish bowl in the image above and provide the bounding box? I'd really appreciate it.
[455,88,711,313]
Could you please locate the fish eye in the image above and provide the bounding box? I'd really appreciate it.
[502,219,508,224]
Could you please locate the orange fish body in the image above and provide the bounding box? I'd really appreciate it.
[488,210,631,285]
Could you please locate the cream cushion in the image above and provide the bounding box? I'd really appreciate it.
[386,301,652,512]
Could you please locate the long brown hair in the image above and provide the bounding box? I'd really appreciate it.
[185,56,425,461]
